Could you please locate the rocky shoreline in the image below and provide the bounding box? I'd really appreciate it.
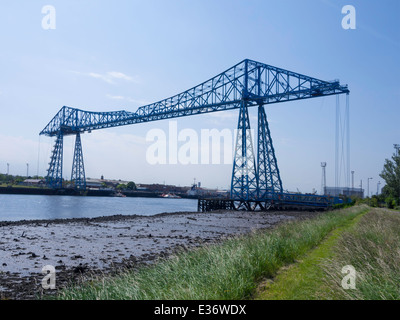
[0,210,321,300]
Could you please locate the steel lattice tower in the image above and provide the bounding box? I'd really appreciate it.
[46,131,63,189]
[230,101,258,202]
[71,132,86,190]
[257,104,283,199]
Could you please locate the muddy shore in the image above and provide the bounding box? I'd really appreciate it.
[0,210,321,300]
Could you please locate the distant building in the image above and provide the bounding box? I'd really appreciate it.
[85,179,104,189]
[23,179,45,186]
[324,187,364,198]
[86,178,131,189]
[186,183,229,198]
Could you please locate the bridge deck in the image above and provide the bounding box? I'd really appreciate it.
[198,193,341,212]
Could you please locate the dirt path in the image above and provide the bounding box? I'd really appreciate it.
[0,210,321,299]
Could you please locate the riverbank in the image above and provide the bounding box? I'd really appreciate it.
[55,206,367,300]
[0,209,319,299]
[0,186,199,199]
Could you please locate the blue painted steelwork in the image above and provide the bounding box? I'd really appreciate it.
[40,59,349,137]
[231,101,258,201]
[46,131,63,189]
[40,59,349,207]
[273,192,342,207]
[257,104,283,198]
[231,192,342,211]
[71,132,86,190]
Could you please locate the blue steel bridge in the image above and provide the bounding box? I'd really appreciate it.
[40,59,349,210]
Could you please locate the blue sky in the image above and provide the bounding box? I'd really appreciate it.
[0,0,399,194]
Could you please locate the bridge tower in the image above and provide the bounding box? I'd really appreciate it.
[46,131,64,189]
[71,132,86,190]
[230,101,258,203]
[257,104,283,198]
[230,102,283,206]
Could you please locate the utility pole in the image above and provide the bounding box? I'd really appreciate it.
[367,177,373,199]
[26,163,29,177]
[351,171,355,189]
[377,181,381,196]
[6,163,9,175]
[321,162,327,195]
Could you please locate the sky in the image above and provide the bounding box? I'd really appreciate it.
[0,0,399,195]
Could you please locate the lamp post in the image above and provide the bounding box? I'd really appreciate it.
[367,177,373,203]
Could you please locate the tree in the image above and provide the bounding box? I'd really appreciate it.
[126,181,136,190]
[380,145,400,203]
[116,184,127,190]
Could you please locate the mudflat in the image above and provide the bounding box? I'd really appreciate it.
[0,210,320,299]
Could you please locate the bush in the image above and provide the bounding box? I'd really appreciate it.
[385,196,397,209]
[370,197,378,207]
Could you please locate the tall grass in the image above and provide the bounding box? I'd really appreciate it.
[57,206,368,300]
[321,208,400,300]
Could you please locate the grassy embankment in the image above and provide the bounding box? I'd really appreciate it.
[56,205,369,300]
[256,207,400,300]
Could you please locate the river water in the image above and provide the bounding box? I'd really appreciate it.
[0,194,198,222]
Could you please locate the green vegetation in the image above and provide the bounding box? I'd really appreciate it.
[320,208,400,299]
[0,174,47,189]
[255,210,366,300]
[115,181,137,191]
[0,173,34,186]
[56,206,367,300]
[378,145,400,209]
[256,207,400,300]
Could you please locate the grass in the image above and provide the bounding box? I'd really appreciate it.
[55,205,368,300]
[255,209,366,300]
[256,207,400,300]
[320,208,400,300]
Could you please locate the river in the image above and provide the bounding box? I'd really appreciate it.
[0,194,198,221]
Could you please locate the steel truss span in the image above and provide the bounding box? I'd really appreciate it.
[40,59,349,208]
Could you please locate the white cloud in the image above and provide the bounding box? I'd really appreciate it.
[88,72,113,84]
[106,94,125,100]
[105,94,150,106]
[107,71,134,82]
[127,97,151,106]
[72,70,140,84]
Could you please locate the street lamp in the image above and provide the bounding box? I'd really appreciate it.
[367,177,373,199]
